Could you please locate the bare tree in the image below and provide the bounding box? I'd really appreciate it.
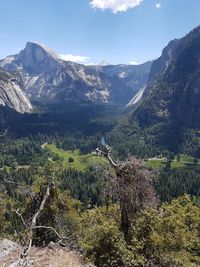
[115,157,157,239]
[0,128,8,138]
[12,181,73,266]
[95,146,157,240]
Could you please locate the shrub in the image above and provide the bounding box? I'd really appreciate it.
[80,196,200,267]
[68,157,74,163]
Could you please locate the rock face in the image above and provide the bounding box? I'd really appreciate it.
[0,42,151,106]
[116,26,200,154]
[134,26,200,128]
[101,61,152,97]
[127,86,146,106]
[0,69,32,113]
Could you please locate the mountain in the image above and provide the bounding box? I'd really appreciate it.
[97,61,152,98]
[0,68,32,113]
[136,26,200,128]
[0,42,151,106]
[113,26,200,156]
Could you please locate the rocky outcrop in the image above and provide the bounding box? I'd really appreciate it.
[135,25,200,128]
[0,241,86,267]
[115,25,200,154]
[0,69,32,113]
[0,239,20,261]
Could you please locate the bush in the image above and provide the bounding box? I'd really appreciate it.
[80,196,200,267]
[194,158,198,165]
[80,206,126,267]
[68,157,74,163]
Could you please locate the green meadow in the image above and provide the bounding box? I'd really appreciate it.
[45,143,107,171]
[145,154,200,170]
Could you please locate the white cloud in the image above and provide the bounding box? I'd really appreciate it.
[155,3,161,8]
[90,0,143,13]
[59,54,90,64]
[85,62,96,66]
[129,61,139,65]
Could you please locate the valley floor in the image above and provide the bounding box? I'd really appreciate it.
[146,154,200,170]
[45,143,108,171]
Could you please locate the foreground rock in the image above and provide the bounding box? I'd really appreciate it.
[0,240,87,267]
[0,239,20,262]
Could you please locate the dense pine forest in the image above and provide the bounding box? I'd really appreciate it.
[0,104,200,266]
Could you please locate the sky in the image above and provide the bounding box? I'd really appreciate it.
[0,0,200,65]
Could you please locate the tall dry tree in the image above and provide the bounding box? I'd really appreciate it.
[0,128,8,137]
[96,145,157,240]
[12,181,74,267]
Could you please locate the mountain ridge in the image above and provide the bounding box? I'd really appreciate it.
[113,25,200,156]
[0,42,151,106]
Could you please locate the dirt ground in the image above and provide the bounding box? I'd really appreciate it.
[0,245,84,267]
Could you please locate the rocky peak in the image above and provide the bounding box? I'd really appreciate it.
[148,39,180,82]
[0,43,152,105]
[17,42,58,74]
[130,25,200,129]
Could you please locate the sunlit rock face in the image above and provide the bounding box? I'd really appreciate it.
[0,42,151,106]
[0,69,32,113]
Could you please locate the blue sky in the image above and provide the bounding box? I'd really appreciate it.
[0,0,200,65]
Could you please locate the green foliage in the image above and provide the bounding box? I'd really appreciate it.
[45,144,107,171]
[129,195,200,266]
[68,157,74,163]
[61,167,106,206]
[177,153,181,162]
[0,160,81,246]
[80,196,200,267]
[0,136,50,169]
[79,206,126,267]
[155,168,200,202]
[146,153,200,170]
[0,124,200,267]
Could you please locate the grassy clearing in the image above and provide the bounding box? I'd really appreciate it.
[145,154,200,170]
[45,144,200,172]
[45,143,107,171]
[145,158,166,169]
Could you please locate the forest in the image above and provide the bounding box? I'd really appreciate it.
[0,110,200,266]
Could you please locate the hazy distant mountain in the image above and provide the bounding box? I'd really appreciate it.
[101,61,152,96]
[114,26,200,155]
[0,68,32,113]
[0,42,151,106]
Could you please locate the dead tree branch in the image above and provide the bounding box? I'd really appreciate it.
[95,145,120,167]
[13,209,27,227]
[0,128,8,137]
[21,183,52,260]
[33,226,73,240]
[95,144,157,240]
[3,178,26,186]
